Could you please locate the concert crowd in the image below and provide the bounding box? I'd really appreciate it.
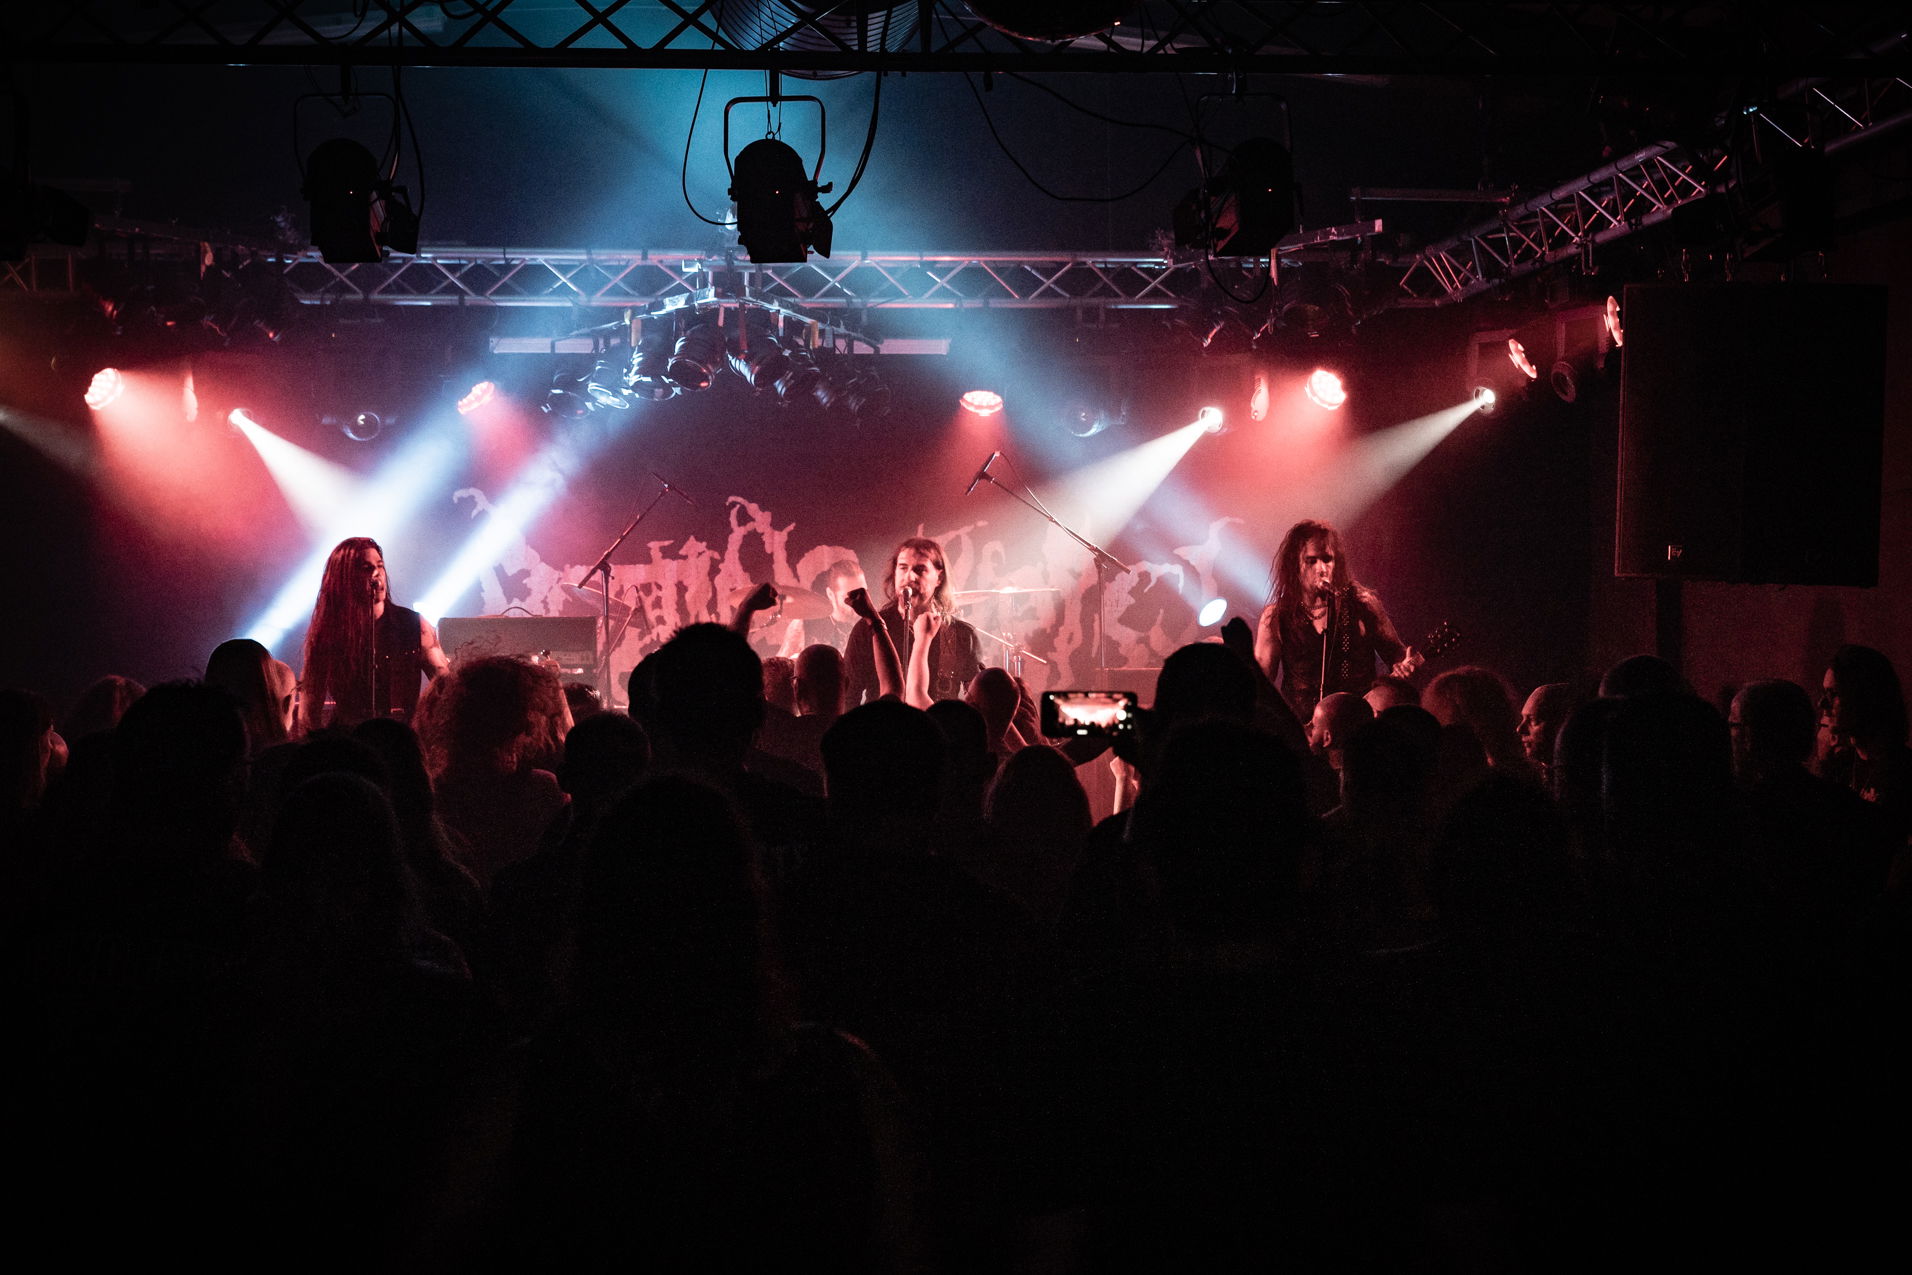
[2,609,1907,1270]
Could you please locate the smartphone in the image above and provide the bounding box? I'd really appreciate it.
[1041,689,1139,738]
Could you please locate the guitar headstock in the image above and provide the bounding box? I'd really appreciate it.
[1420,620,1461,663]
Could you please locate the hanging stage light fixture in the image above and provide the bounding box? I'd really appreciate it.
[725,96,834,264]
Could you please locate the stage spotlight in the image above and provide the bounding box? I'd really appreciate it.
[728,136,833,264]
[1197,597,1228,627]
[302,139,384,264]
[1303,368,1348,411]
[542,368,593,418]
[630,341,678,400]
[1506,338,1540,381]
[844,371,891,421]
[84,367,125,410]
[1550,360,1583,403]
[457,381,496,415]
[961,389,1005,417]
[344,411,382,441]
[727,339,792,394]
[1197,406,1225,434]
[812,373,846,412]
[1471,386,1498,414]
[585,360,638,410]
[1062,398,1120,438]
[1172,135,1296,257]
[667,323,729,391]
[774,345,824,404]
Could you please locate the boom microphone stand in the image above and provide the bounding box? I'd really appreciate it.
[573,472,694,705]
[970,461,1128,681]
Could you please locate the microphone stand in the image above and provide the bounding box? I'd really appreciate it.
[573,480,677,707]
[973,469,1128,681]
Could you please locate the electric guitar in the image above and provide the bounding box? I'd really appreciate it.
[1392,619,1461,680]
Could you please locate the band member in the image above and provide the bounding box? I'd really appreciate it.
[298,536,450,731]
[843,536,983,708]
[1254,519,1415,720]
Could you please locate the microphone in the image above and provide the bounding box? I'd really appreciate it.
[964,450,1000,496]
[653,470,696,506]
[901,583,916,623]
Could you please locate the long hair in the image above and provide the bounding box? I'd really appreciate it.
[301,537,382,712]
[1827,643,1907,747]
[206,637,290,755]
[881,535,955,614]
[1268,519,1352,625]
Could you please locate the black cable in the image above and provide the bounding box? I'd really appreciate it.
[1001,71,1205,145]
[680,64,734,228]
[962,71,1189,203]
[824,70,883,216]
[393,61,426,220]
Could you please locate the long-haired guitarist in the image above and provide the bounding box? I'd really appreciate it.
[1254,519,1417,719]
[297,536,450,732]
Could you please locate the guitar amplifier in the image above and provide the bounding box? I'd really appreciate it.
[438,615,599,677]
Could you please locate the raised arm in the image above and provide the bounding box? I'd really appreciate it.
[730,581,780,637]
[902,610,945,710]
[845,588,904,702]
[1253,602,1282,686]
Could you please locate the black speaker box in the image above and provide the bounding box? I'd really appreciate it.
[1614,282,1886,585]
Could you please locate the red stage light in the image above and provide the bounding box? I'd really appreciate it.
[961,389,1005,417]
[1303,368,1348,410]
[458,380,497,415]
[1507,339,1540,380]
[85,367,125,410]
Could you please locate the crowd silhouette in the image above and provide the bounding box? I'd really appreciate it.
[3,622,1908,1271]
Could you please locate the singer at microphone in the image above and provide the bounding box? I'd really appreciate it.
[1252,518,1413,720]
[964,450,999,496]
[842,535,985,708]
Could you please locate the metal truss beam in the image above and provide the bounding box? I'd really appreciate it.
[11,222,1380,326]
[277,249,1213,311]
[1393,142,1710,306]
[1391,72,1912,306]
[11,2,1912,76]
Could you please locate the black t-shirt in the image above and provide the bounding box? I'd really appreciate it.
[843,605,984,705]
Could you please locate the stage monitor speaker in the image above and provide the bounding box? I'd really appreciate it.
[1614,282,1886,585]
[439,615,599,676]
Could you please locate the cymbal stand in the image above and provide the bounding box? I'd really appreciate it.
[974,467,1128,680]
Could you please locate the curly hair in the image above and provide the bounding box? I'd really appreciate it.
[414,655,551,778]
[1425,665,1529,774]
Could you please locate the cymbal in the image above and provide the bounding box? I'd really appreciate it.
[559,583,631,617]
[727,584,832,621]
[954,586,1061,601]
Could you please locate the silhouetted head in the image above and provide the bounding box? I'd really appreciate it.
[1599,653,1688,699]
[628,623,765,770]
[1822,643,1907,747]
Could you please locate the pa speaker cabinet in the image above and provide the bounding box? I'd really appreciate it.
[1614,282,1886,585]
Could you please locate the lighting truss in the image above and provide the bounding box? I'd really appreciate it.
[10,221,1380,322]
[1394,70,1912,306]
[1393,143,1711,307]
[10,3,1911,75]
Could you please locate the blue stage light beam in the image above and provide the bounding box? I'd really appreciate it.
[241,423,467,651]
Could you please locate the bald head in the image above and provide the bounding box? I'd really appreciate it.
[1309,692,1373,763]
[1518,682,1573,768]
